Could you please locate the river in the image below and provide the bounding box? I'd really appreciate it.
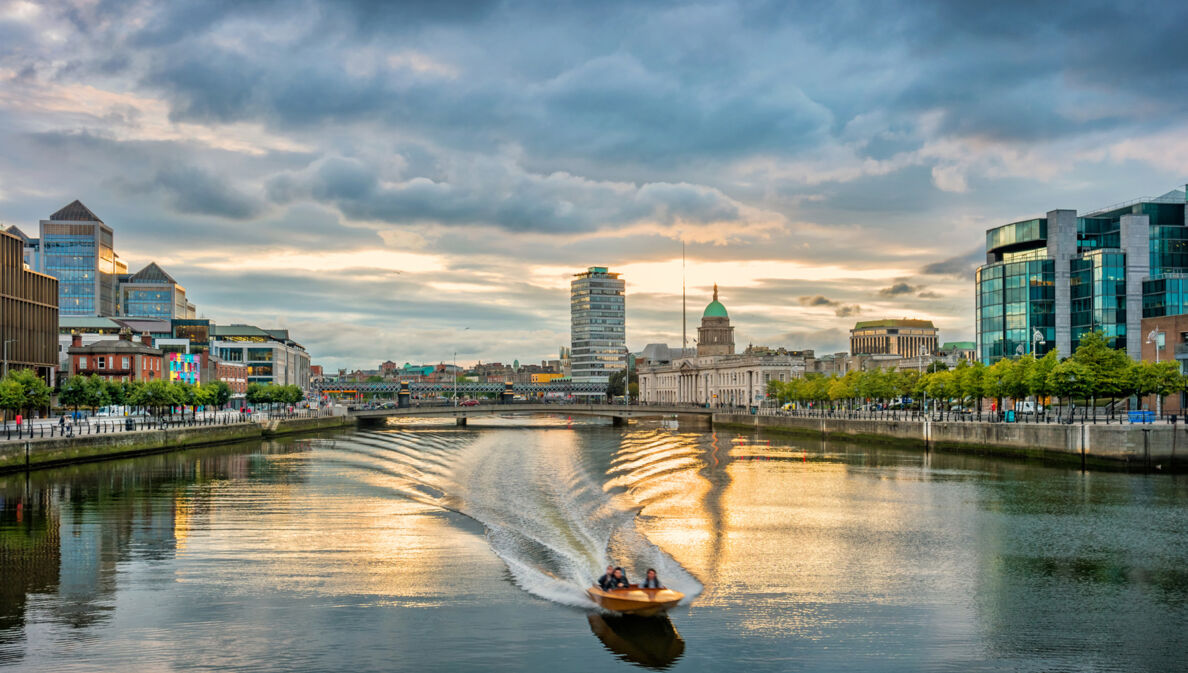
[1,418,1186,672]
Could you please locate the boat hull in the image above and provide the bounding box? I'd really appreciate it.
[586,587,684,616]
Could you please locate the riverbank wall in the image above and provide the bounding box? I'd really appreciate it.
[713,413,1187,469]
[0,416,356,473]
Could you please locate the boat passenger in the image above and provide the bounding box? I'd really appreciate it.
[596,565,616,590]
[610,567,630,589]
[641,568,664,589]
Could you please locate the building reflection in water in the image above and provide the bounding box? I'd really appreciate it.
[586,613,685,669]
[0,439,311,665]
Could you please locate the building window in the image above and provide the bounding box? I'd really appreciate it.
[122,356,129,369]
[98,356,106,369]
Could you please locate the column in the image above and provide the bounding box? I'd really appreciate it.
[1120,213,1150,360]
[1047,209,1077,358]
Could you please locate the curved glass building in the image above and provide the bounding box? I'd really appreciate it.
[976,187,1188,363]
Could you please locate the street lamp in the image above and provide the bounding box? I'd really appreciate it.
[1032,328,1045,355]
[1147,329,1165,363]
[1147,329,1166,418]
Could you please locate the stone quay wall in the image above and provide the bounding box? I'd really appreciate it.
[713,413,1186,469]
[0,416,356,473]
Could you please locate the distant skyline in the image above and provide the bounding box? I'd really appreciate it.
[1,1,1186,370]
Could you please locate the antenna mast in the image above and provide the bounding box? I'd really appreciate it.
[682,242,687,351]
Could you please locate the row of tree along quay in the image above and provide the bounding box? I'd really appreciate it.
[765,332,1183,424]
[1,369,307,426]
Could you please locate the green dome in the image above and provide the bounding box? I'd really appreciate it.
[703,300,728,318]
[703,283,728,318]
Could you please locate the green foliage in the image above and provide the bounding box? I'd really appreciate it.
[0,379,23,416]
[1071,331,1130,399]
[83,374,110,411]
[210,380,233,407]
[59,375,88,411]
[8,369,51,412]
[1047,360,1092,401]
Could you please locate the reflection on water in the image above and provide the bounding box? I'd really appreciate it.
[0,420,1186,672]
[587,613,685,669]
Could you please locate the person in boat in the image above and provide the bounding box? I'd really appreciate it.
[609,567,630,589]
[641,568,664,589]
[596,565,617,590]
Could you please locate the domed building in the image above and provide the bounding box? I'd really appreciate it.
[697,283,734,356]
[637,284,812,408]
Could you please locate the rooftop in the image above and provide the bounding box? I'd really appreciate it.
[68,338,161,355]
[48,199,103,223]
[853,319,936,330]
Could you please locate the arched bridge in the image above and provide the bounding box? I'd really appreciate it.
[350,403,714,426]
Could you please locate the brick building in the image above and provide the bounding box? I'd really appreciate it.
[66,331,163,382]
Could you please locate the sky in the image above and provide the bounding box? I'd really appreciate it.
[1,0,1187,371]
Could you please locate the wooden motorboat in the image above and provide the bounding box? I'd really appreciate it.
[586,585,685,617]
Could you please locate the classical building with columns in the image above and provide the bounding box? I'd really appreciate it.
[638,287,809,407]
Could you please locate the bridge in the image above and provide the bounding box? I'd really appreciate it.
[315,380,608,396]
[350,403,715,426]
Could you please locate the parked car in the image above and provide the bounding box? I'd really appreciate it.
[461,399,481,407]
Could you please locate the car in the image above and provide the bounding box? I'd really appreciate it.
[461,399,480,407]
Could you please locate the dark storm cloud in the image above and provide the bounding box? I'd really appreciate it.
[116,165,263,219]
[877,281,920,298]
[920,247,984,279]
[797,295,861,318]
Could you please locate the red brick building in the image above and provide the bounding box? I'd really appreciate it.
[214,358,248,397]
[67,331,163,382]
[1139,315,1188,414]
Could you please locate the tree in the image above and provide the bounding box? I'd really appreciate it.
[1028,350,1059,404]
[607,369,627,398]
[1003,354,1034,409]
[1071,331,1131,418]
[0,379,23,422]
[926,360,949,373]
[7,369,50,416]
[82,374,110,414]
[132,380,180,418]
[209,380,233,408]
[104,378,128,408]
[1048,360,1092,418]
[59,375,88,415]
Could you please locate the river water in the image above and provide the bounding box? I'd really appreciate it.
[1,418,1186,672]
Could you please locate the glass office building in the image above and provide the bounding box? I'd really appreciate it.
[38,200,118,317]
[119,262,196,319]
[570,266,626,387]
[976,187,1188,363]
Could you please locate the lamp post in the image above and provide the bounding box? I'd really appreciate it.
[1147,329,1166,417]
[2,339,15,378]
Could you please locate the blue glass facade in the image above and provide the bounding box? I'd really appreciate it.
[976,187,1188,363]
[42,232,98,315]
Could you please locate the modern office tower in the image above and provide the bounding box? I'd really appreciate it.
[570,266,626,387]
[850,319,938,358]
[976,186,1188,363]
[120,262,196,319]
[1,228,59,383]
[38,200,120,317]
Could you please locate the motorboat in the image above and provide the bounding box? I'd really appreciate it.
[586,585,685,617]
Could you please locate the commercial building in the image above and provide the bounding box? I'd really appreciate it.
[210,324,311,391]
[120,262,196,319]
[638,288,808,407]
[976,186,1188,363]
[850,319,938,358]
[570,266,626,388]
[66,331,163,382]
[1,228,59,382]
[39,200,123,317]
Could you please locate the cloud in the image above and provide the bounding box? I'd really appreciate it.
[920,247,984,278]
[917,290,942,299]
[798,295,861,318]
[878,280,921,297]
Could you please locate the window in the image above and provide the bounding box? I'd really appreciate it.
[122,356,129,369]
[98,356,106,369]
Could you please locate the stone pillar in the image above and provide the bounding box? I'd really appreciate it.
[1047,209,1077,357]
[1120,213,1150,360]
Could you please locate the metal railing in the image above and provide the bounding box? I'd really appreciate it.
[0,407,334,442]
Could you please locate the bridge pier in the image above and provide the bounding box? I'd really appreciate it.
[456,417,467,427]
[611,416,625,427]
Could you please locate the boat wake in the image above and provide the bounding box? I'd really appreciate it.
[324,425,704,608]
